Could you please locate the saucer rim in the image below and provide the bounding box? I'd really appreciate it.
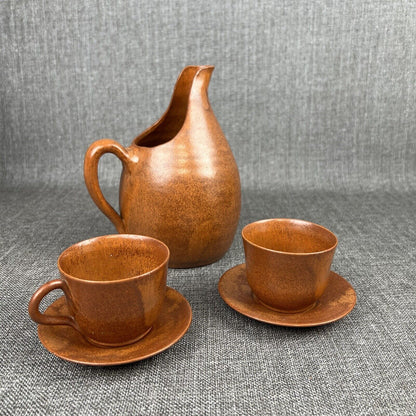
[37,287,192,366]
[218,263,356,327]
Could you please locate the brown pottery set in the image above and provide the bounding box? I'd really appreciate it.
[29,66,356,365]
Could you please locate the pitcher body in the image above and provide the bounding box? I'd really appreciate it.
[84,66,241,268]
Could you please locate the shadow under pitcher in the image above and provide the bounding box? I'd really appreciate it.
[84,65,241,268]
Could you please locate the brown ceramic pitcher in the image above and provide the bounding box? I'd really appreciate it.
[84,66,241,268]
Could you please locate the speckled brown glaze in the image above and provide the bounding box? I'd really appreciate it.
[28,235,170,347]
[84,65,241,268]
[218,264,356,327]
[242,219,338,313]
[37,287,192,365]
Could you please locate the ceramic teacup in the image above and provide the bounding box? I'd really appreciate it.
[29,234,169,347]
[242,219,338,313]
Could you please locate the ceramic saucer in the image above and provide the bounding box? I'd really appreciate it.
[37,287,192,366]
[218,264,356,327]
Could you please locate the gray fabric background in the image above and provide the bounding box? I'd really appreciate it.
[0,1,415,415]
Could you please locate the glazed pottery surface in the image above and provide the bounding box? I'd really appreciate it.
[28,235,169,347]
[218,264,356,327]
[84,65,241,268]
[242,219,338,313]
[37,288,192,365]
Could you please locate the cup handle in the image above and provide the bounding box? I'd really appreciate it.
[84,139,133,233]
[28,280,78,329]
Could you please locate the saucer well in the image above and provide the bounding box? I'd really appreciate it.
[37,287,192,366]
[218,264,356,327]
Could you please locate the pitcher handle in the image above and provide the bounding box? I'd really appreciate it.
[84,139,132,233]
[28,280,78,329]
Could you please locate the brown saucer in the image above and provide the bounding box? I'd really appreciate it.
[218,264,356,327]
[37,287,192,366]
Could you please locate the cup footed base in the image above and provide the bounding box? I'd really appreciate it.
[253,295,318,314]
[84,326,153,348]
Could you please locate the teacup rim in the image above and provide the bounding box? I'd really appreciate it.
[57,234,170,284]
[242,218,338,256]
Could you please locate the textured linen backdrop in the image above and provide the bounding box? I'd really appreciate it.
[1,1,415,415]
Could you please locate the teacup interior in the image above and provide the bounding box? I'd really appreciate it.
[243,219,337,254]
[58,236,169,281]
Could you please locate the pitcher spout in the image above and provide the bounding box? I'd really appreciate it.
[176,65,214,96]
[133,65,215,148]
[189,66,214,109]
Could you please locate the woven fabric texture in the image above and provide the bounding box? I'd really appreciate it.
[0,187,415,415]
[1,0,415,415]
